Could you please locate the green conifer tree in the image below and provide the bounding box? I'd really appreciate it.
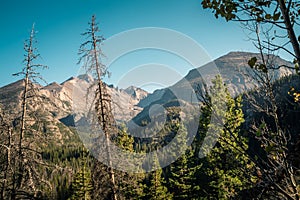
[143,154,172,200]
[68,149,93,200]
[168,124,202,199]
[113,125,145,199]
[198,75,256,199]
[146,167,172,200]
[68,167,93,200]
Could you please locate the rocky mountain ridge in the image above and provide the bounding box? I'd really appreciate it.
[0,75,149,142]
[132,51,293,123]
[0,51,293,131]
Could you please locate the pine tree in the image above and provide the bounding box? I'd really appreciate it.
[68,162,93,200]
[114,124,134,152]
[198,75,256,199]
[144,156,172,200]
[78,15,118,200]
[168,124,202,199]
[113,125,145,199]
[146,168,172,200]
[169,149,202,199]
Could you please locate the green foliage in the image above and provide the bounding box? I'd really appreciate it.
[41,135,92,200]
[145,167,173,200]
[169,148,202,199]
[114,124,134,152]
[248,57,268,73]
[198,75,256,199]
[167,123,202,199]
[68,162,93,200]
[113,125,146,199]
[201,0,299,24]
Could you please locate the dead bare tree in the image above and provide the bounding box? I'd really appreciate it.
[78,15,118,200]
[10,24,51,200]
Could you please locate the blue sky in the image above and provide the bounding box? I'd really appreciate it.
[0,0,276,91]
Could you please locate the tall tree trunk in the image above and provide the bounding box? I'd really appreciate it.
[12,25,34,200]
[91,16,118,200]
[277,0,300,64]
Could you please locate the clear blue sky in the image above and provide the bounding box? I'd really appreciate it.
[0,0,273,91]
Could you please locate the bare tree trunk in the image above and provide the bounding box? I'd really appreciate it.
[10,23,49,200]
[15,27,34,198]
[90,16,117,200]
[277,0,300,64]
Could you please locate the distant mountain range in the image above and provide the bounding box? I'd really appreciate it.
[0,51,293,132]
[0,74,148,144]
[133,51,293,124]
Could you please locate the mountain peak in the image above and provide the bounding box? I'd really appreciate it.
[77,74,94,83]
[124,86,148,101]
[0,79,41,94]
[220,51,288,62]
[0,79,24,89]
[44,82,62,92]
[225,51,257,56]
